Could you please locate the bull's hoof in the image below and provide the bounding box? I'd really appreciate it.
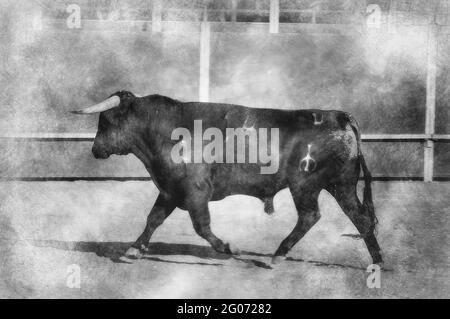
[124,247,143,259]
[227,243,241,255]
[140,244,150,253]
[224,243,241,255]
[271,255,286,265]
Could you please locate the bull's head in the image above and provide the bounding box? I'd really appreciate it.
[71,91,139,159]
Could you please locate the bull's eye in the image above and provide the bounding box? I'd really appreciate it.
[102,110,122,127]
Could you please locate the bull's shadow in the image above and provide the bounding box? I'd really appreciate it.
[31,240,272,268]
[32,240,227,260]
[31,240,370,271]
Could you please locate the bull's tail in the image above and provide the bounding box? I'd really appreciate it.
[346,114,378,229]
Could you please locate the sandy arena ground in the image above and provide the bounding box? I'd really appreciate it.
[0,181,449,298]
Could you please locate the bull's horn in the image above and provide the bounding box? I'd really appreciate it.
[70,95,120,114]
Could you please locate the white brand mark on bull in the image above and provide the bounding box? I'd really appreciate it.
[312,112,323,125]
[299,144,316,172]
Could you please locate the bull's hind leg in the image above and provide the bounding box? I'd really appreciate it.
[328,182,382,264]
[272,187,321,264]
[125,194,176,259]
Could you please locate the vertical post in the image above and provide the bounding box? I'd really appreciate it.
[32,6,43,31]
[199,14,210,102]
[310,2,320,24]
[311,10,316,24]
[387,0,396,33]
[424,23,437,182]
[311,3,319,24]
[270,0,279,34]
[231,0,237,22]
[152,0,162,33]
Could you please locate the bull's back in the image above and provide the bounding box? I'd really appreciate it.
[180,101,350,131]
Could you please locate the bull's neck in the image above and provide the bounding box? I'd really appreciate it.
[130,103,169,168]
[131,134,170,198]
[131,137,154,169]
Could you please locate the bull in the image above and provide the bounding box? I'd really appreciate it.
[72,91,383,265]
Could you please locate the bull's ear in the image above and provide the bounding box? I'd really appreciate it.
[106,96,133,125]
[117,96,133,115]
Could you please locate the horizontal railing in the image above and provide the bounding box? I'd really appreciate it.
[39,0,450,26]
[1,133,450,142]
[0,133,449,182]
[18,18,450,35]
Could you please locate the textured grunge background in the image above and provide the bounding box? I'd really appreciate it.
[0,0,449,298]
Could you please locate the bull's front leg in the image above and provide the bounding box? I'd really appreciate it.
[184,179,240,256]
[124,194,176,259]
[188,204,240,255]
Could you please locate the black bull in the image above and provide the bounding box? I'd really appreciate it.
[77,91,382,265]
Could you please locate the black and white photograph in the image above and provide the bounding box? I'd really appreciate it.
[0,0,449,301]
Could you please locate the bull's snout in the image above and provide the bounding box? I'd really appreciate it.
[92,145,110,159]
